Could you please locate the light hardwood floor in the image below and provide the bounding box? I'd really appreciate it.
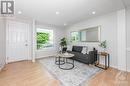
[0,61,130,86]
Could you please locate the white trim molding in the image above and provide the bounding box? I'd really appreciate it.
[32,19,36,62]
[117,9,127,71]
[36,55,54,59]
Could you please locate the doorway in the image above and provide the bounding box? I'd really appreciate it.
[6,20,31,63]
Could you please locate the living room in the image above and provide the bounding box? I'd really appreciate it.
[0,0,130,86]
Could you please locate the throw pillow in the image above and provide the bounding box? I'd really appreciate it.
[81,46,88,54]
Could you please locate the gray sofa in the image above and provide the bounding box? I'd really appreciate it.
[67,46,97,64]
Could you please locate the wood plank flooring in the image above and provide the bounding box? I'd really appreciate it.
[0,61,130,86]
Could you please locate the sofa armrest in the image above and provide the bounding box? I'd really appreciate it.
[88,51,96,64]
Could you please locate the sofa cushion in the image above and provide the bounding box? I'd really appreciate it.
[72,46,83,53]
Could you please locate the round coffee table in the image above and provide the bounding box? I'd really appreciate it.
[55,53,74,70]
[55,55,65,65]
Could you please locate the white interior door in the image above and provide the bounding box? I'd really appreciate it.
[7,21,31,62]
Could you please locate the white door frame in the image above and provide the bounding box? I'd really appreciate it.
[32,19,36,62]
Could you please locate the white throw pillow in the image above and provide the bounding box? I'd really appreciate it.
[67,45,72,51]
[81,46,87,54]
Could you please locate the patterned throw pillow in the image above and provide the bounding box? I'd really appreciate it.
[81,46,88,54]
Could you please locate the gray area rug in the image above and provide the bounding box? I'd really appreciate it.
[39,57,101,86]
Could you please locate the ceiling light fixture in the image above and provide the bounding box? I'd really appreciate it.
[92,11,96,14]
[56,11,60,15]
[18,11,22,14]
[64,23,67,26]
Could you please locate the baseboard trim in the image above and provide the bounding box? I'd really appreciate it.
[98,63,118,70]
[36,55,55,59]
[127,69,130,72]
[0,65,5,72]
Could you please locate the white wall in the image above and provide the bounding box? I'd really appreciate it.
[0,18,6,70]
[126,7,130,72]
[35,23,66,58]
[66,12,118,68]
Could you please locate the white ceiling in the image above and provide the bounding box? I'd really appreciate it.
[15,0,130,27]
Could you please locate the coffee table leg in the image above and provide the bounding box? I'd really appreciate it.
[59,58,74,70]
[73,59,74,68]
[59,57,60,68]
[55,56,65,65]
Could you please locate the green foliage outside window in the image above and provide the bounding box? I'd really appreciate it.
[71,32,80,42]
[37,32,49,49]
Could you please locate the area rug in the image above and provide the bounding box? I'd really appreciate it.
[39,57,101,86]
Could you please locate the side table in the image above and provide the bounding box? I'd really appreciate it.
[95,52,110,70]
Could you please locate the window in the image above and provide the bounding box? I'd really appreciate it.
[36,28,53,50]
[70,31,80,42]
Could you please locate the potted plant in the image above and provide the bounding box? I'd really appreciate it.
[99,40,107,52]
[59,37,67,53]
